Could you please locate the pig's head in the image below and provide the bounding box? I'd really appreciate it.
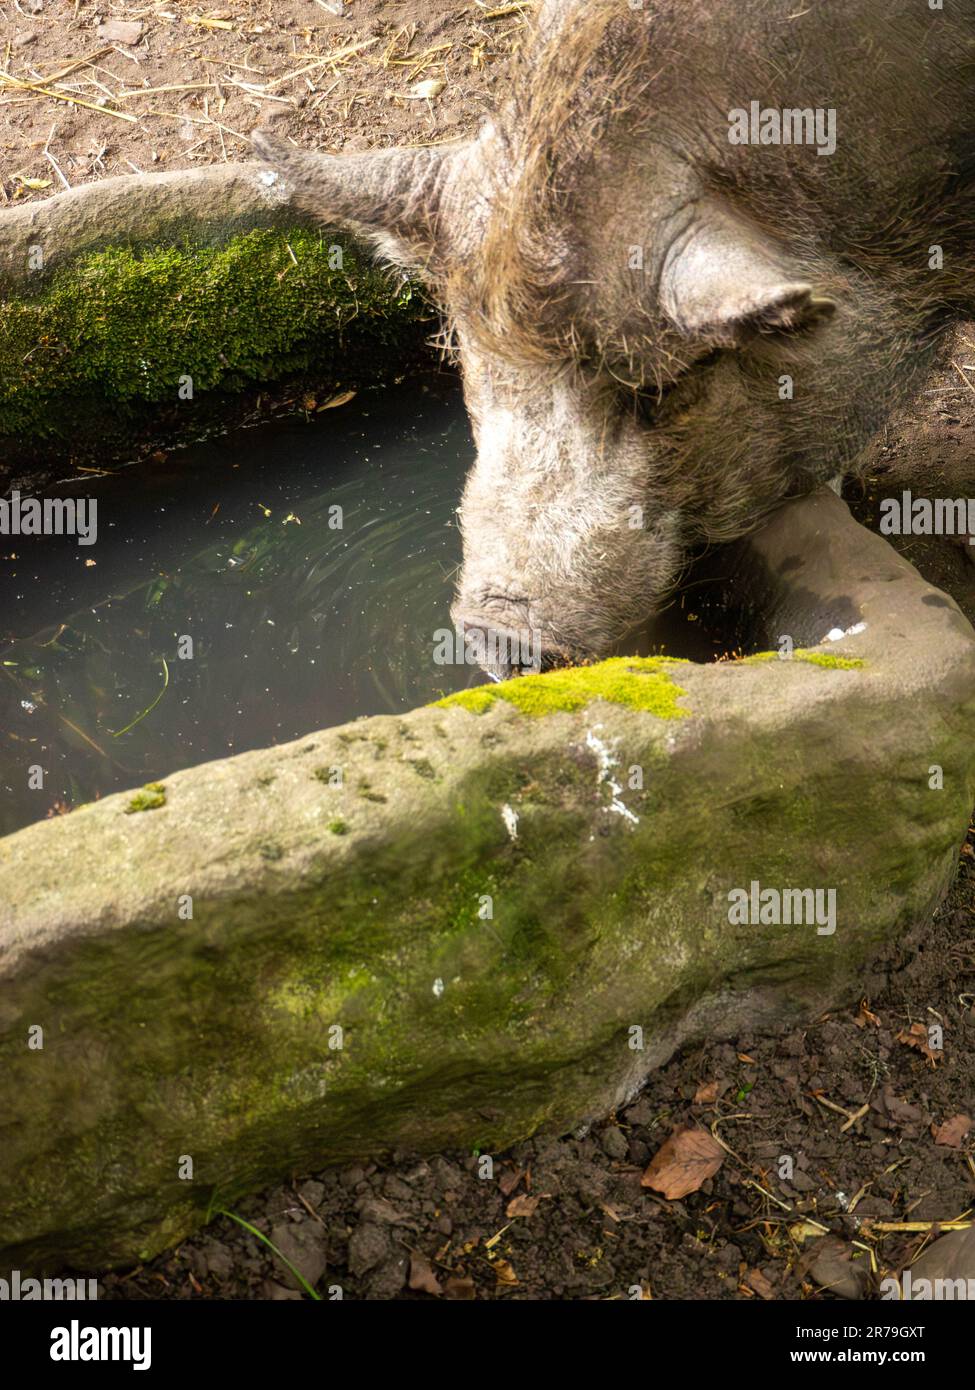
[252,7,855,674]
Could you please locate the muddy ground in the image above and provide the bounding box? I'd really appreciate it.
[2,2,973,1300]
[0,0,510,193]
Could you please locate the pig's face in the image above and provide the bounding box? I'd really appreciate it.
[254,0,971,671]
[450,335,685,669]
[254,123,840,671]
[252,4,850,673]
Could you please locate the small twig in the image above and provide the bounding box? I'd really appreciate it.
[810,1092,858,1123]
[0,70,136,120]
[32,46,113,83]
[44,149,71,190]
[224,78,295,105]
[866,1219,972,1233]
[116,82,218,99]
[951,359,975,397]
[840,1101,870,1133]
[743,1179,793,1212]
[475,1,534,17]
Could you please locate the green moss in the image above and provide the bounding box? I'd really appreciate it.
[743,650,866,670]
[433,657,692,719]
[328,819,349,836]
[793,651,866,670]
[0,228,428,442]
[124,782,166,814]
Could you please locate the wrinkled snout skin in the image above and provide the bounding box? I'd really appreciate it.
[254,0,975,670]
[452,343,684,663]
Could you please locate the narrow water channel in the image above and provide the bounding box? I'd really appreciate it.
[0,371,742,839]
[0,375,482,837]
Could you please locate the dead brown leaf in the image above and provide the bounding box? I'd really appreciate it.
[693,1080,720,1104]
[497,1166,523,1197]
[897,1021,940,1065]
[505,1192,541,1219]
[744,1267,776,1300]
[408,1254,442,1296]
[932,1113,972,1147]
[641,1125,724,1199]
[317,389,357,411]
[443,1275,475,1300]
[855,999,881,1029]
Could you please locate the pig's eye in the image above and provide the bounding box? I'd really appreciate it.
[625,349,723,425]
[628,374,691,426]
[630,382,678,425]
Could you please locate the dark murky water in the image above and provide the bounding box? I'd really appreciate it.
[0,372,740,840]
[0,375,483,838]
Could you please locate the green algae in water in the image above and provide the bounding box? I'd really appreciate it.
[433,656,692,718]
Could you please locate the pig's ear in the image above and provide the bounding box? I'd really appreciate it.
[251,130,459,275]
[659,203,836,346]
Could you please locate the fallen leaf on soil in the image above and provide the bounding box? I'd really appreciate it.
[693,1080,720,1104]
[908,1226,975,1286]
[491,1258,519,1287]
[506,1193,541,1219]
[897,1021,940,1064]
[744,1267,775,1300]
[855,999,881,1029]
[408,1254,442,1296]
[641,1125,724,1199]
[805,1238,869,1300]
[931,1113,972,1147]
[443,1275,475,1300]
[737,1052,756,1064]
[497,1166,523,1197]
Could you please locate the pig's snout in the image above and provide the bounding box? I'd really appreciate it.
[457,616,569,680]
